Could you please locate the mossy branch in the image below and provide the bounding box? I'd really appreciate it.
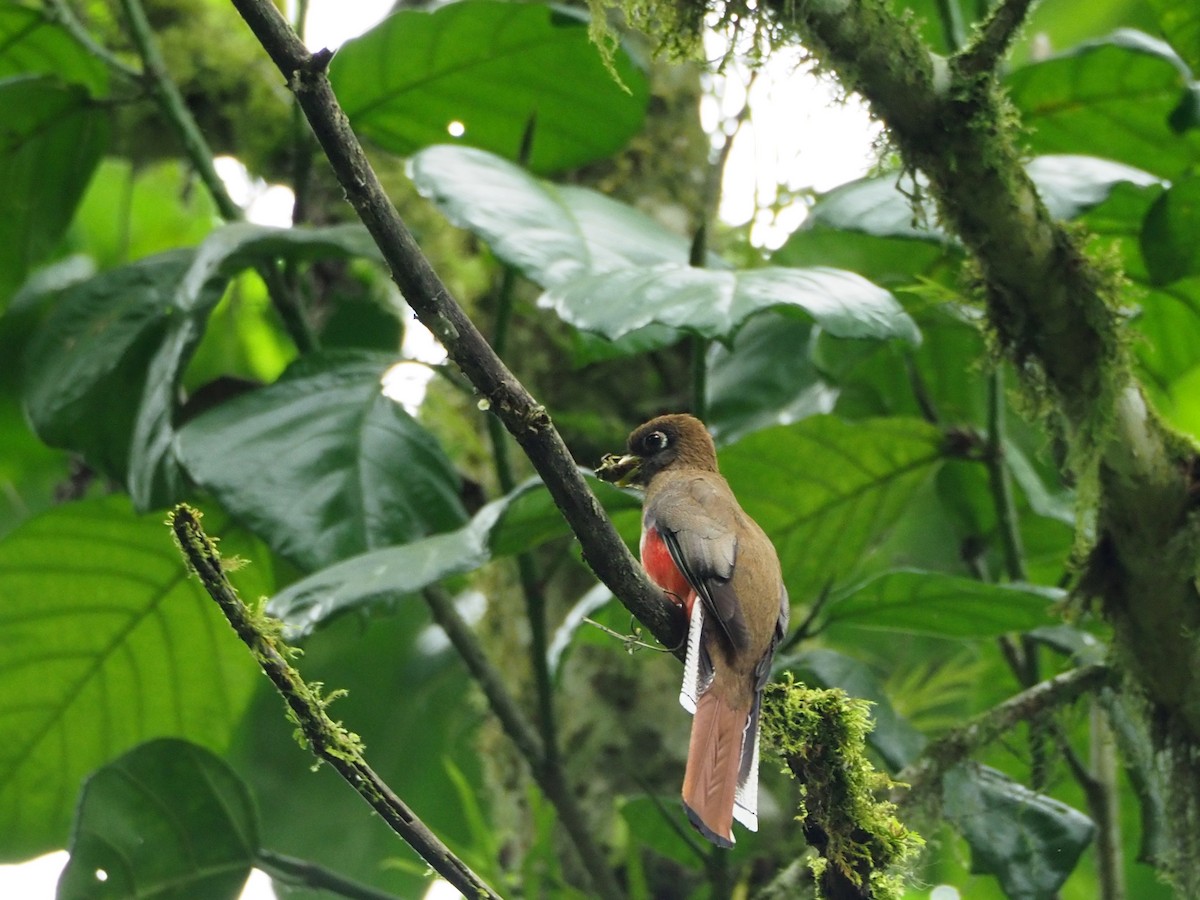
[167,504,502,900]
[762,678,922,900]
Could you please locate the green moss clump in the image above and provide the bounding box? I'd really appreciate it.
[761,675,922,899]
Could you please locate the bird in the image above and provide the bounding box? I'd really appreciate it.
[599,413,790,847]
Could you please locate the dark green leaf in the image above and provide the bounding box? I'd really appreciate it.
[0,6,109,94]
[21,224,381,509]
[943,763,1095,900]
[0,75,108,308]
[705,313,835,444]
[824,570,1060,638]
[619,796,704,869]
[177,352,465,573]
[720,417,946,603]
[58,739,257,900]
[541,265,920,345]
[772,227,960,289]
[781,648,926,770]
[331,2,648,174]
[0,497,267,860]
[1006,31,1200,179]
[409,144,701,288]
[1141,173,1200,283]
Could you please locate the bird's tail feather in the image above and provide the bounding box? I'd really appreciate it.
[682,687,753,847]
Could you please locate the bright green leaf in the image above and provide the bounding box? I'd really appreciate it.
[1148,0,1200,74]
[0,6,109,95]
[58,739,257,900]
[1006,31,1200,179]
[824,570,1061,638]
[0,75,108,308]
[177,352,465,573]
[331,2,648,174]
[944,763,1095,900]
[0,497,267,860]
[720,417,947,603]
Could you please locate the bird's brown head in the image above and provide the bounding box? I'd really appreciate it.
[596,414,719,488]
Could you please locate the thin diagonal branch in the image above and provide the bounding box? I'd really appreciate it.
[168,505,501,900]
[225,0,685,659]
[897,662,1115,808]
[422,586,624,900]
[956,0,1037,76]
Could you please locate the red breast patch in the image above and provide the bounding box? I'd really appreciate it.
[641,525,697,616]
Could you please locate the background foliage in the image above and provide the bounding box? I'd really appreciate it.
[3,0,1199,897]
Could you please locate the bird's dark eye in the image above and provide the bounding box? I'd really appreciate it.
[644,430,669,452]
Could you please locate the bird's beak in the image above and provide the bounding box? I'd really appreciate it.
[595,453,642,487]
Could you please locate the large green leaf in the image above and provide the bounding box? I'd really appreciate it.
[0,6,109,94]
[541,265,920,345]
[823,570,1061,638]
[21,224,381,509]
[58,739,257,900]
[719,417,947,603]
[1006,31,1200,179]
[944,763,1095,900]
[0,497,268,861]
[176,352,466,573]
[409,144,703,288]
[0,75,108,308]
[269,475,638,636]
[331,1,648,174]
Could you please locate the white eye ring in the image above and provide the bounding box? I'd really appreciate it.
[645,430,668,452]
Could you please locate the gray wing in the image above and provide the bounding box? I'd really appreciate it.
[648,476,751,656]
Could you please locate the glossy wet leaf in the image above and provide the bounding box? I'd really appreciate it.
[332,2,648,174]
[58,739,257,900]
[824,570,1060,638]
[177,352,465,573]
[944,763,1095,900]
[541,264,920,345]
[409,144,701,288]
[0,497,268,860]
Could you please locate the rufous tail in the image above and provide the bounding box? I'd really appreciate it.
[681,687,751,848]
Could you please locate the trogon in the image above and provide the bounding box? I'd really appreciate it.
[600,414,790,847]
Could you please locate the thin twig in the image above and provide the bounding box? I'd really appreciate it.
[225,0,684,660]
[422,586,625,900]
[256,849,403,900]
[167,505,501,900]
[116,0,318,353]
[897,662,1115,808]
[956,0,1036,75]
[42,0,141,81]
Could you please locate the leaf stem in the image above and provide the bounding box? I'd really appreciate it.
[116,0,318,354]
[42,0,141,81]
[422,586,624,900]
[256,849,402,900]
[167,505,501,900]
